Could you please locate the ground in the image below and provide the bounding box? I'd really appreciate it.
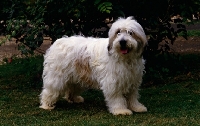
[170,36,200,53]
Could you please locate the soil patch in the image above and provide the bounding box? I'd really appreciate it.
[170,36,200,53]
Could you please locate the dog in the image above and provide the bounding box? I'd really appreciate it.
[39,17,147,115]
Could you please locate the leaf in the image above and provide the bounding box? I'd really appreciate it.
[105,10,111,14]
[11,31,16,36]
[103,2,112,6]
[97,3,105,10]
[106,7,112,10]
[94,0,101,5]
[98,2,112,13]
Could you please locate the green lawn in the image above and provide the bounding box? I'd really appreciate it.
[187,30,200,36]
[178,29,200,37]
[0,55,200,126]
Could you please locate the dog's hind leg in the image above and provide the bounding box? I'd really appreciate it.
[64,85,84,103]
[39,88,60,110]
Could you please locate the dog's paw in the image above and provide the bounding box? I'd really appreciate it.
[112,108,133,115]
[66,99,73,103]
[131,104,147,112]
[39,104,55,110]
[73,96,84,103]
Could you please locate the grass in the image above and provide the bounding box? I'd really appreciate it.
[187,30,200,36]
[0,54,200,126]
[178,29,200,37]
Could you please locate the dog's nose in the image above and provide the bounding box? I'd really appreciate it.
[119,40,127,46]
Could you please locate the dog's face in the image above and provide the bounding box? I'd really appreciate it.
[108,17,147,57]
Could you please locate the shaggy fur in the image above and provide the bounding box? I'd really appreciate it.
[39,17,147,115]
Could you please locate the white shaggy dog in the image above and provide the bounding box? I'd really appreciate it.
[39,17,147,115]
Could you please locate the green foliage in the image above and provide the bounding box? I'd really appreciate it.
[0,0,123,54]
[6,18,45,55]
[95,0,113,14]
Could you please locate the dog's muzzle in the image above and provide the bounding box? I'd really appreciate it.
[117,29,134,54]
[119,39,128,54]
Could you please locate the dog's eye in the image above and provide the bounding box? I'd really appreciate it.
[128,31,134,36]
[116,30,120,35]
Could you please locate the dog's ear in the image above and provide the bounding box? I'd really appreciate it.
[108,36,114,52]
[107,41,113,53]
[107,44,111,51]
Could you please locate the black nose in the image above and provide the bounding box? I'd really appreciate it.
[119,40,127,47]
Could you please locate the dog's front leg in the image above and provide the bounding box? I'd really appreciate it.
[102,89,133,115]
[127,89,147,113]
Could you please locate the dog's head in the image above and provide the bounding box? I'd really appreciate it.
[108,17,147,57]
